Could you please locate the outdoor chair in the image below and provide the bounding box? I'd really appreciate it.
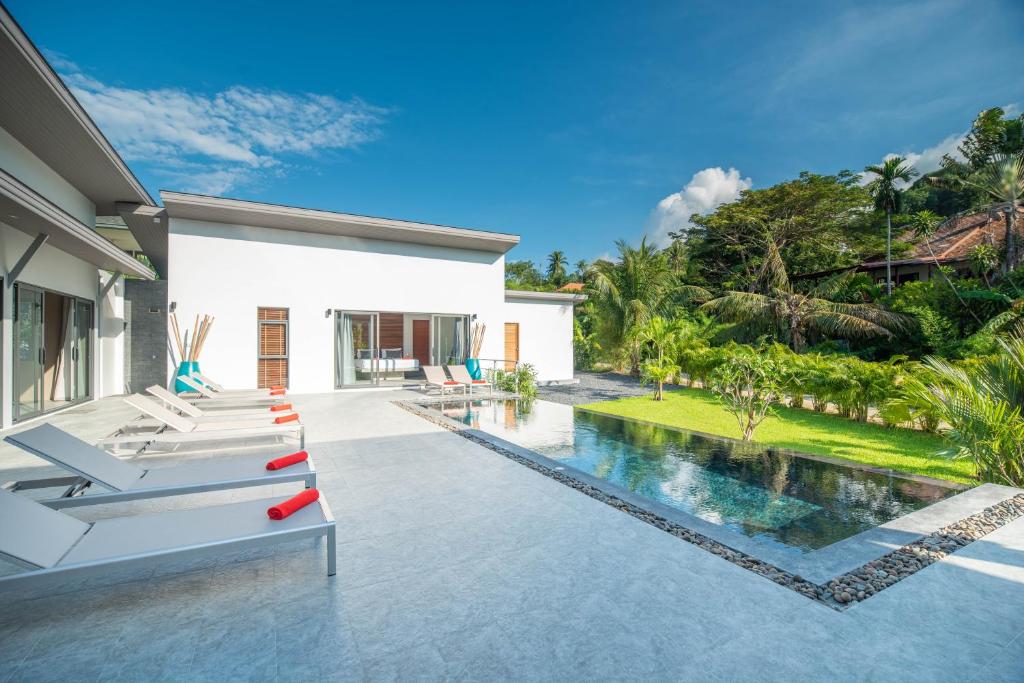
[147,385,296,421]
[177,375,283,406]
[2,424,314,509]
[97,395,304,451]
[423,365,467,395]
[447,364,493,396]
[0,486,335,589]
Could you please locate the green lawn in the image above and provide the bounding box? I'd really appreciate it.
[579,386,976,484]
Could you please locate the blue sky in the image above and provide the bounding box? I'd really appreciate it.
[10,0,1023,264]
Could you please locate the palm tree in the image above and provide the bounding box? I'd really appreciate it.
[907,210,983,325]
[546,251,568,286]
[700,241,910,352]
[960,154,1024,273]
[589,238,671,372]
[574,259,589,281]
[864,157,918,295]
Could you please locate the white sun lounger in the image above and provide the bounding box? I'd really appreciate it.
[0,486,335,588]
[196,372,283,395]
[447,365,493,396]
[147,385,295,421]
[423,365,466,395]
[2,424,314,509]
[178,375,282,405]
[97,395,304,451]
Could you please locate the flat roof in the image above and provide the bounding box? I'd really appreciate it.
[505,289,585,303]
[160,191,521,254]
[0,5,153,213]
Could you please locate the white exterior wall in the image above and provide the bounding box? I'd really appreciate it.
[0,124,128,429]
[167,218,513,393]
[504,297,576,382]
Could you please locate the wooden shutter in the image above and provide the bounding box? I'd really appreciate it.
[257,307,288,388]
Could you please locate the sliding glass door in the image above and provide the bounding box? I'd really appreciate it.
[335,312,379,387]
[14,285,44,420]
[12,285,93,421]
[431,315,469,366]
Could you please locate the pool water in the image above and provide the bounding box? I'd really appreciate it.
[427,399,957,553]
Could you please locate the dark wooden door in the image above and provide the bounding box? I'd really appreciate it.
[412,319,430,366]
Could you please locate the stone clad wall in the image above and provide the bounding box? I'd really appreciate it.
[124,279,168,392]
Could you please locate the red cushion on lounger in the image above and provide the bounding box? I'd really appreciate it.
[270,389,286,396]
[472,380,487,384]
[270,403,293,412]
[267,488,319,520]
[275,413,299,424]
[270,385,285,391]
[266,450,308,470]
[443,381,460,385]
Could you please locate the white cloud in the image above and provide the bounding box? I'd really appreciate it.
[862,130,968,188]
[647,167,751,246]
[57,61,388,195]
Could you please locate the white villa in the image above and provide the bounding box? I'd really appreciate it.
[0,5,578,428]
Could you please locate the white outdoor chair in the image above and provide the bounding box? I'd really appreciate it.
[147,385,296,421]
[422,365,466,395]
[97,395,304,451]
[0,486,335,589]
[178,375,283,406]
[194,372,285,397]
[3,424,314,509]
[447,365,493,396]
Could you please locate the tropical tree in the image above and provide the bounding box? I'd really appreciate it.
[641,357,680,401]
[708,346,786,441]
[546,250,568,286]
[864,156,918,295]
[960,155,1024,273]
[700,240,910,352]
[909,329,1024,485]
[573,259,589,282]
[906,210,983,325]
[589,238,671,372]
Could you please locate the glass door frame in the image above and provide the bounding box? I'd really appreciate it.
[11,282,95,422]
[334,310,381,388]
[429,314,470,366]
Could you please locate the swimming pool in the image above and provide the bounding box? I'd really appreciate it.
[426,398,957,553]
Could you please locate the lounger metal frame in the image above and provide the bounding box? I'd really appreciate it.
[3,424,315,509]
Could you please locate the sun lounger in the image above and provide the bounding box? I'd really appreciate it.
[185,374,282,398]
[2,424,314,509]
[178,376,282,405]
[0,486,335,587]
[146,385,296,421]
[97,395,304,451]
[447,364,493,396]
[423,365,467,395]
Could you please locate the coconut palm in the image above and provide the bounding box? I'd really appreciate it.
[700,241,910,352]
[910,327,1024,485]
[865,157,918,295]
[574,259,589,281]
[589,238,671,372]
[961,155,1024,273]
[546,251,568,286]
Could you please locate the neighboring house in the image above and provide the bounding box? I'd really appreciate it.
[797,207,1024,286]
[147,192,580,392]
[0,6,156,428]
[557,282,585,293]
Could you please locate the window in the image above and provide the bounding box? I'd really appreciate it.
[257,307,288,388]
[897,272,920,285]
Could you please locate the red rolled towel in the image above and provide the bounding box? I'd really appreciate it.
[266,450,308,470]
[267,488,319,520]
[270,389,286,396]
[275,413,299,424]
[444,381,460,386]
[270,403,293,412]
[270,385,285,391]
[472,380,487,384]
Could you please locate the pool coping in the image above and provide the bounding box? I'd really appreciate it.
[398,398,1024,610]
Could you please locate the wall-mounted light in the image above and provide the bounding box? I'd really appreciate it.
[324,309,332,318]
[169,301,177,313]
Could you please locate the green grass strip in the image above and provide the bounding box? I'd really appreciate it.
[578,386,976,484]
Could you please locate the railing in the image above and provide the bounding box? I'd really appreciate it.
[475,358,519,375]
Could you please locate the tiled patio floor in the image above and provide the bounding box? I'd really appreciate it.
[0,391,1022,681]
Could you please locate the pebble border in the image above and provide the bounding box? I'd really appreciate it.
[398,400,1024,611]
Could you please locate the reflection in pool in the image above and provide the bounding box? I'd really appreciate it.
[427,398,956,553]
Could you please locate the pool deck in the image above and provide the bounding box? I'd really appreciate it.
[0,391,1022,681]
